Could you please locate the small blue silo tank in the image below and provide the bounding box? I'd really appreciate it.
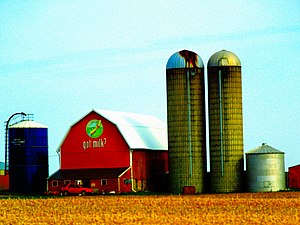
[9,120,48,194]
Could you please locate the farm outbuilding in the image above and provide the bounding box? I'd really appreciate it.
[9,120,48,194]
[288,164,300,189]
[0,162,9,190]
[166,50,207,194]
[207,50,244,193]
[246,143,285,192]
[47,109,168,194]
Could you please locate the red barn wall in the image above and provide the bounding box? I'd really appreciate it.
[48,169,131,194]
[89,170,131,193]
[289,165,300,189]
[119,169,132,193]
[91,178,118,193]
[132,150,168,180]
[48,180,64,193]
[132,150,168,191]
[60,111,130,169]
[0,174,9,190]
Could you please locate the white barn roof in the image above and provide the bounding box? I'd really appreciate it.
[95,109,167,150]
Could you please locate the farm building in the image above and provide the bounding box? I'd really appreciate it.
[288,164,300,189]
[246,143,285,192]
[207,50,244,193]
[166,50,207,194]
[0,162,9,190]
[8,119,48,194]
[47,109,168,194]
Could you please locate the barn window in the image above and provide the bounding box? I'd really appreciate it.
[64,180,71,185]
[101,179,107,186]
[124,179,131,184]
[76,180,83,185]
[52,180,58,187]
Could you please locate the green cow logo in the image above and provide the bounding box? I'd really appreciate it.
[86,119,103,138]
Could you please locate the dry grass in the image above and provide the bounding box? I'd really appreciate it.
[0,192,299,224]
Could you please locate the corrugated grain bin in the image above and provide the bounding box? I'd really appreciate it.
[166,50,207,193]
[246,143,285,192]
[207,49,244,193]
[9,120,48,194]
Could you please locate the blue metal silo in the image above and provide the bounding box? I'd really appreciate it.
[9,120,48,194]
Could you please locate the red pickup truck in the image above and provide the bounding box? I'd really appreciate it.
[61,184,94,196]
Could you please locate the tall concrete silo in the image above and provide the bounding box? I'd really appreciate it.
[246,143,285,192]
[207,49,244,193]
[9,120,48,194]
[166,49,207,194]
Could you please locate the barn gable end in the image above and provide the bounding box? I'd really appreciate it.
[48,109,168,193]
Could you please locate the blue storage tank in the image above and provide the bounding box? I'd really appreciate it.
[9,120,48,194]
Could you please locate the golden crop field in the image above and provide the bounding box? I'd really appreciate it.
[0,192,299,224]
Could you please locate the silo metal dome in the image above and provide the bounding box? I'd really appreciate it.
[208,49,241,67]
[246,143,286,192]
[166,49,207,194]
[166,50,204,69]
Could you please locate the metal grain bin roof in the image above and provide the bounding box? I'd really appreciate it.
[208,49,241,67]
[246,143,284,155]
[166,50,204,69]
[9,120,48,128]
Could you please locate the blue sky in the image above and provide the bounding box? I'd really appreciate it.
[1,0,300,174]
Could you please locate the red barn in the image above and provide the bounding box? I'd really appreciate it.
[288,164,300,189]
[48,109,168,193]
[0,162,9,191]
